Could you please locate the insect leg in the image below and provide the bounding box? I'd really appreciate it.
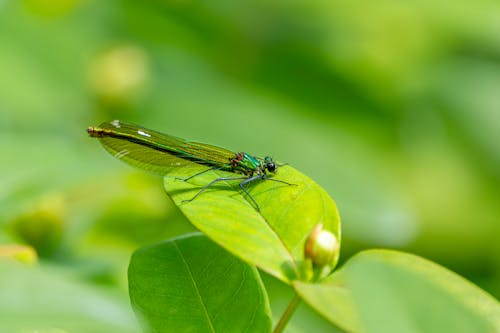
[182,176,248,203]
[239,175,264,211]
[176,166,224,181]
[263,178,296,186]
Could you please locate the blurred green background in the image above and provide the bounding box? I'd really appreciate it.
[1,0,499,332]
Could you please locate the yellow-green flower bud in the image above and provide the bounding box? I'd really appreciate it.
[304,224,339,267]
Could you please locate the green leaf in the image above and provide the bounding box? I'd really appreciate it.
[128,233,272,333]
[0,261,138,333]
[294,273,360,332]
[295,250,500,333]
[163,165,340,283]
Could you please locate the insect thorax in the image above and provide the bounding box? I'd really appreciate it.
[231,152,261,176]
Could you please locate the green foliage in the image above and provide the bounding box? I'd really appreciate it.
[1,0,500,332]
[163,165,340,282]
[129,233,272,333]
[0,261,138,333]
[126,168,497,333]
[295,250,500,333]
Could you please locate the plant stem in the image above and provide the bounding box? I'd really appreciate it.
[273,293,301,333]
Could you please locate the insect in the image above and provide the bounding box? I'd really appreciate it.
[87,120,293,211]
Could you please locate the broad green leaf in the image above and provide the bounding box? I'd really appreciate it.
[294,273,360,332]
[128,233,272,333]
[295,250,500,333]
[163,165,340,283]
[0,261,138,333]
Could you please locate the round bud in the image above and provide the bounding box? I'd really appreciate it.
[304,224,339,267]
[89,45,149,103]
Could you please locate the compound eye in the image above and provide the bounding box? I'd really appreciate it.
[267,162,276,172]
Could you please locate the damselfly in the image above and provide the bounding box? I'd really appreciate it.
[87,120,292,211]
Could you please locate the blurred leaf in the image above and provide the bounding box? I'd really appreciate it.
[435,58,500,172]
[89,44,150,105]
[0,261,138,333]
[0,244,37,264]
[128,233,272,333]
[9,193,65,258]
[22,0,81,18]
[295,250,500,333]
[163,165,340,283]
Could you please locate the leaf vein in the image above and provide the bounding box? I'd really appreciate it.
[174,240,216,333]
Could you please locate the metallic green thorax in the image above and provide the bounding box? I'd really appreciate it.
[231,153,264,176]
[240,153,260,173]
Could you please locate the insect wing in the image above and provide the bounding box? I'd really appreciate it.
[94,121,234,176]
